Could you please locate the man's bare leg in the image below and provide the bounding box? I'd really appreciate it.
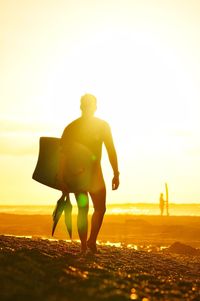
[75,192,89,252]
[87,188,106,252]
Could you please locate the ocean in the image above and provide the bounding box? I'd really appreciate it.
[0,203,200,216]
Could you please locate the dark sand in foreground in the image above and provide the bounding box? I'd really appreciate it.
[0,214,200,300]
[1,235,200,301]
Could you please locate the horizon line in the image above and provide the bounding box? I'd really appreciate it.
[0,202,200,206]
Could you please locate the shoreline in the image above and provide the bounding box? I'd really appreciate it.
[1,203,200,217]
[1,213,200,248]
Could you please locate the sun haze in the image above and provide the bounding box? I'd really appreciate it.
[1,0,200,205]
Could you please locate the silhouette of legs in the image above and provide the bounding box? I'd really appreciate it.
[160,202,164,216]
[75,192,89,252]
[87,188,106,252]
[64,194,73,238]
[75,186,106,253]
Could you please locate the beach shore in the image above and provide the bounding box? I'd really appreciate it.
[1,213,200,248]
[0,214,200,300]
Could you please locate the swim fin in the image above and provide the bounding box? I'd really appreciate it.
[52,193,72,237]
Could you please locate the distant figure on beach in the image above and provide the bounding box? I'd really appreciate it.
[159,193,165,216]
[57,94,120,253]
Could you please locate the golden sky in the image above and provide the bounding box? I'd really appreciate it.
[1,0,200,205]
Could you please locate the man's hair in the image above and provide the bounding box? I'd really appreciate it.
[80,94,97,110]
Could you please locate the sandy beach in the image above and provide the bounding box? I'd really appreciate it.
[1,213,200,248]
[0,214,200,300]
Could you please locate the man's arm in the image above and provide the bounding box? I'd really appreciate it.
[103,123,120,190]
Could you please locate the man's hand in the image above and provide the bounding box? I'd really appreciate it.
[112,175,119,190]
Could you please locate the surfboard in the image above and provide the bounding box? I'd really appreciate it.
[165,182,169,216]
[32,137,61,190]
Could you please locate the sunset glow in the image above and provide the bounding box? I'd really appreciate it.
[1,1,200,205]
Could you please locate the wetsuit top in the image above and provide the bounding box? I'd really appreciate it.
[61,117,114,161]
[60,116,118,192]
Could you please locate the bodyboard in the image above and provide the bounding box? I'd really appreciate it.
[32,137,61,190]
[32,136,95,192]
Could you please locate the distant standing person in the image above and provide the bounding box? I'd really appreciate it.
[159,193,165,216]
[57,94,120,253]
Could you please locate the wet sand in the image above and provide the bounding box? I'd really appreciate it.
[0,214,200,300]
[1,213,200,248]
[0,235,200,301]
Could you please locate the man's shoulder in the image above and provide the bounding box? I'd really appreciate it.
[93,117,110,128]
[63,117,110,132]
[64,118,81,129]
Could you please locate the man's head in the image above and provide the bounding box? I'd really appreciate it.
[80,94,97,117]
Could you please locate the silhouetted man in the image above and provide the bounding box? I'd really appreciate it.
[58,94,120,252]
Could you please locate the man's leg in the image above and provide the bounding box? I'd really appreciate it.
[75,192,89,252]
[87,187,106,252]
